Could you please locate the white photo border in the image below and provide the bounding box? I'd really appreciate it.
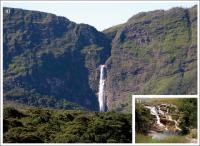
[0,1,199,146]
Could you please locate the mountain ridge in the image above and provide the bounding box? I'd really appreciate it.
[3,5,197,111]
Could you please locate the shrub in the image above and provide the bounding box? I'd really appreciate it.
[3,107,25,119]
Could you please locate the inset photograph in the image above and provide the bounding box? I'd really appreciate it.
[135,97,198,143]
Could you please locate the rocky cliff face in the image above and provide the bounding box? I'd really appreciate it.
[3,7,111,110]
[104,5,197,110]
[3,6,197,111]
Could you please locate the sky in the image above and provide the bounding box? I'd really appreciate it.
[2,1,198,31]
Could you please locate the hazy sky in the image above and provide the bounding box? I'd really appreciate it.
[2,1,198,31]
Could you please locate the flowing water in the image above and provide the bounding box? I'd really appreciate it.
[145,105,182,140]
[145,106,165,127]
[168,115,181,131]
[98,65,106,112]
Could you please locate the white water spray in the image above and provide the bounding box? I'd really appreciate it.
[98,65,106,112]
[146,106,165,127]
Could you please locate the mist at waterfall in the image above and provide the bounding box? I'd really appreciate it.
[98,65,106,112]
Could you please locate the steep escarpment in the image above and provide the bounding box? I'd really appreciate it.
[3,5,197,112]
[104,6,197,110]
[3,7,111,110]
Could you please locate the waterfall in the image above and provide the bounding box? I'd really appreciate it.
[98,65,106,112]
[174,120,181,131]
[146,106,165,127]
[168,115,181,131]
[158,106,164,116]
[146,105,182,132]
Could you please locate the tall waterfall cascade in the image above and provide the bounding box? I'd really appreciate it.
[98,65,106,112]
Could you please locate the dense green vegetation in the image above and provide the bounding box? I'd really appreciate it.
[135,103,153,134]
[135,98,197,143]
[3,107,132,143]
[178,98,197,134]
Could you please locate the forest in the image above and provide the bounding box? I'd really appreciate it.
[3,107,132,143]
